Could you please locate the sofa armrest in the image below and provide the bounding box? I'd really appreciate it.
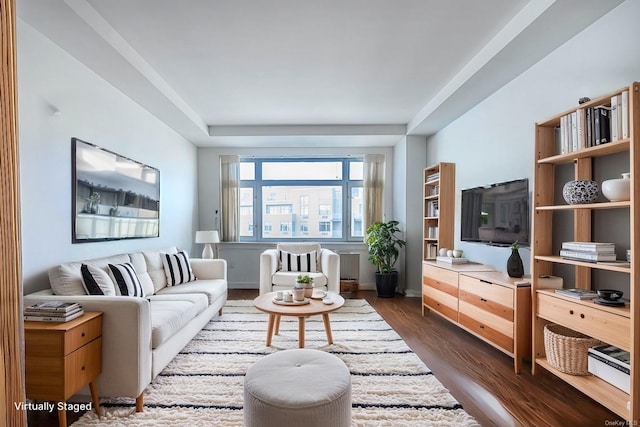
[23,290,152,400]
[259,249,279,295]
[191,258,227,280]
[320,249,340,294]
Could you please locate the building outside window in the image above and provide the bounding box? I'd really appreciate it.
[239,157,364,241]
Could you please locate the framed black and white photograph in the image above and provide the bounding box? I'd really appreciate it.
[72,138,160,242]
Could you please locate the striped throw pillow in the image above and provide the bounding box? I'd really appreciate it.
[108,263,146,297]
[279,250,317,272]
[81,264,116,296]
[161,251,196,286]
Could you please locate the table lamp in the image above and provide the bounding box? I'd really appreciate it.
[195,230,220,259]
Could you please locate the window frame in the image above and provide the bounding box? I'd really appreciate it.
[239,157,363,242]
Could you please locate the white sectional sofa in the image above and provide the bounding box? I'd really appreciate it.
[23,246,227,411]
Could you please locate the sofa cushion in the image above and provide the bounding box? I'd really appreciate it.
[279,250,317,273]
[108,263,146,297]
[161,251,196,286]
[147,294,208,348]
[143,246,179,293]
[129,252,155,296]
[49,253,130,296]
[80,264,116,296]
[155,279,227,305]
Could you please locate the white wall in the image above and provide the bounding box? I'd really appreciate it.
[18,21,199,294]
[425,0,640,274]
[197,146,394,288]
[393,136,427,296]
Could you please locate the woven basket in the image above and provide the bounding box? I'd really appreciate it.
[543,324,600,375]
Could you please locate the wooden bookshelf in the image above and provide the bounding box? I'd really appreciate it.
[422,162,455,261]
[531,82,640,421]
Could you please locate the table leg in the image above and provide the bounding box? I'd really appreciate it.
[274,315,281,335]
[89,380,101,418]
[322,313,334,345]
[58,403,67,427]
[298,317,305,348]
[266,314,275,346]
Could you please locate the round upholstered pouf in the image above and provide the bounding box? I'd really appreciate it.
[244,349,351,427]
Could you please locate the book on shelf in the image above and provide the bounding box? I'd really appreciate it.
[435,256,468,264]
[621,90,629,139]
[588,344,630,393]
[554,288,598,300]
[24,301,82,313]
[560,114,571,154]
[585,107,594,148]
[426,172,439,183]
[561,242,615,252]
[24,308,85,323]
[594,106,611,145]
[571,110,579,152]
[610,95,619,141]
[596,260,630,267]
[559,249,617,262]
[427,200,439,217]
[426,243,438,259]
[589,345,630,373]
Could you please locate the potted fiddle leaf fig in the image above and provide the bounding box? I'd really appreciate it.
[365,220,406,297]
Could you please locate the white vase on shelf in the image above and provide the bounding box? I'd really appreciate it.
[602,173,631,202]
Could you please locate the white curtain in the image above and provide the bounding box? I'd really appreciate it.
[220,155,241,242]
[363,154,385,232]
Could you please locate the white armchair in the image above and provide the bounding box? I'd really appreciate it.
[259,242,340,295]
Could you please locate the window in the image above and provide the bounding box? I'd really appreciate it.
[280,221,291,233]
[319,221,331,232]
[300,195,309,216]
[318,204,331,217]
[239,157,364,241]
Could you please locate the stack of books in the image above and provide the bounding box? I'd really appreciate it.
[24,301,84,322]
[559,241,617,263]
[588,344,630,393]
[554,288,598,300]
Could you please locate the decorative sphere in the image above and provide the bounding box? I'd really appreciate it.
[562,180,599,204]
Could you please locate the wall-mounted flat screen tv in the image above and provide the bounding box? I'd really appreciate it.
[460,178,529,246]
[72,138,160,242]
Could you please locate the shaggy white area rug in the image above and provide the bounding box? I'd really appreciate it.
[72,299,479,426]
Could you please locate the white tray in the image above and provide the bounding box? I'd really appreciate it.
[272,297,310,306]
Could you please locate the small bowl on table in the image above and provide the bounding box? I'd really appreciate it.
[597,289,623,301]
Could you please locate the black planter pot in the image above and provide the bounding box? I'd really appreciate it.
[375,271,398,298]
[507,248,524,278]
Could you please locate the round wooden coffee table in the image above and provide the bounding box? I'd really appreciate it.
[253,292,345,348]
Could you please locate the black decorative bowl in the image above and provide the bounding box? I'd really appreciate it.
[597,289,623,301]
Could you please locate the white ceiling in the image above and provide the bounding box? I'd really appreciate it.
[17,0,622,147]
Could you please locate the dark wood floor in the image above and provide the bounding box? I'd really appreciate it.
[27,289,622,426]
[355,290,623,427]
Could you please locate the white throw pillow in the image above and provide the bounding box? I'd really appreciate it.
[161,250,196,286]
[80,264,116,296]
[279,250,317,272]
[108,263,146,297]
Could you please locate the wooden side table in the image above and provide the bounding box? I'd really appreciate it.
[24,311,103,426]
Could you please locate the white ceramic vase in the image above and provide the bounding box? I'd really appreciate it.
[602,173,631,202]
